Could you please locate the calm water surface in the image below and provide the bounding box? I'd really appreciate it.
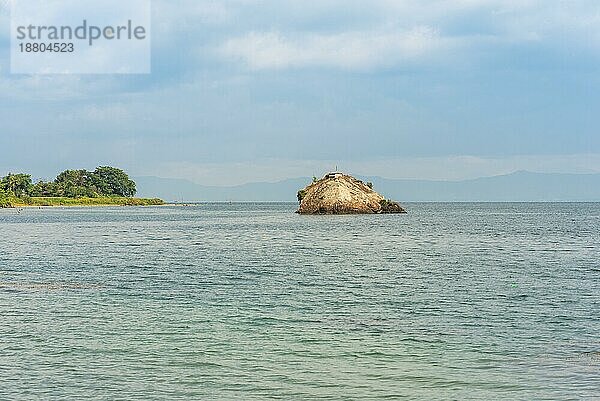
[0,203,599,400]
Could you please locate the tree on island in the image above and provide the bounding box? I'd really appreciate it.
[91,166,136,197]
[0,166,137,199]
[52,169,97,198]
[0,173,33,197]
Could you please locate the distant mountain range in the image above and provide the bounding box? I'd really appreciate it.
[135,171,600,202]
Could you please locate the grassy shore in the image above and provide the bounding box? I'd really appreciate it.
[0,196,165,208]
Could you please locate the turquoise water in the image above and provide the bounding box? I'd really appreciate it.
[0,203,599,400]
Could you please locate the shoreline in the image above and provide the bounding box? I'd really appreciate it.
[1,196,165,208]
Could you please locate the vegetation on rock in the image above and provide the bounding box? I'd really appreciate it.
[379,199,405,214]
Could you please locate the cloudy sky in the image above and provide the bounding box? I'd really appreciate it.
[1,0,599,185]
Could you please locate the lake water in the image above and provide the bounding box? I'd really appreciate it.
[0,203,599,400]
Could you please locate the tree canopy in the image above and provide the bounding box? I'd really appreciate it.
[0,166,137,199]
[0,173,32,197]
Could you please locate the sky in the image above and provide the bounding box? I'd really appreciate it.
[1,0,599,186]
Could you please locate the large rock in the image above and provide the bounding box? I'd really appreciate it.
[296,173,406,215]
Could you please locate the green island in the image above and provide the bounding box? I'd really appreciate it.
[0,166,164,208]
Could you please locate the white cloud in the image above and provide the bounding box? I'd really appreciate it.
[220,26,447,70]
[217,0,600,71]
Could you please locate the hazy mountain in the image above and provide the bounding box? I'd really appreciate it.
[134,176,309,202]
[135,171,600,202]
[365,171,600,202]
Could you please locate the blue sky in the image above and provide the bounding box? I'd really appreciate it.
[1,0,599,185]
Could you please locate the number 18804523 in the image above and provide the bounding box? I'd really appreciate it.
[19,42,74,53]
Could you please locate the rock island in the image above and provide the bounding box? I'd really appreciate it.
[297,172,406,215]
